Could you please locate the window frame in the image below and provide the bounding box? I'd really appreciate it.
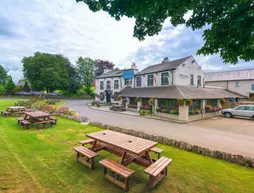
[124,78,132,86]
[114,80,119,89]
[190,74,194,85]
[235,81,240,87]
[161,72,169,85]
[197,75,201,86]
[136,76,142,87]
[147,74,154,86]
[106,80,111,90]
[100,81,104,90]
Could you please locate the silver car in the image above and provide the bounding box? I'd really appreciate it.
[222,105,254,118]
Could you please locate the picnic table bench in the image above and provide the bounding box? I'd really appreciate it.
[99,158,135,191]
[75,130,172,191]
[73,146,98,169]
[1,106,26,117]
[145,156,172,188]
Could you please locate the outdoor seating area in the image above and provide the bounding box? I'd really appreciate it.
[18,111,57,129]
[74,130,172,191]
[1,106,26,117]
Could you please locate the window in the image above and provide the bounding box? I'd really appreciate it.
[114,80,119,89]
[236,81,240,87]
[234,106,245,110]
[197,75,201,86]
[124,78,132,85]
[106,81,111,90]
[100,81,104,90]
[190,74,194,85]
[161,72,169,85]
[136,77,142,87]
[207,99,217,107]
[252,84,254,90]
[245,106,254,111]
[148,75,153,86]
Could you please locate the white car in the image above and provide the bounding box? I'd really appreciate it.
[222,105,254,118]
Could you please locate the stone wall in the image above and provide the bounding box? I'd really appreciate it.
[89,121,254,168]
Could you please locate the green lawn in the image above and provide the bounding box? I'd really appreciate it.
[0,100,253,193]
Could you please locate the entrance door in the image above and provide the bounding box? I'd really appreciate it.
[105,90,111,103]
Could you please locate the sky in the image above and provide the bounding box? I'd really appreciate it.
[0,0,253,83]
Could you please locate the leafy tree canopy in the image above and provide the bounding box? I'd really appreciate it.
[76,57,96,94]
[95,59,115,77]
[22,52,74,93]
[0,64,8,85]
[5,76,16,95]
[76,0,254,64]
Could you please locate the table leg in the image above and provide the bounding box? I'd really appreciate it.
[91,140,97,151]
[145,151,153,165]
[120,151,126,164]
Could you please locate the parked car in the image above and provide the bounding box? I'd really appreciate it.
[222,105,254,118]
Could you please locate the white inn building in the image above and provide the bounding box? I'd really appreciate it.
[95,56,244,123]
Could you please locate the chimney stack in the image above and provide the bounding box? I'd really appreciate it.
[163,57,170,62]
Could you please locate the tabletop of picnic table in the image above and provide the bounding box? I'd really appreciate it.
[8,106,26,109]
[24,111,50,118]
[86,130,157,155]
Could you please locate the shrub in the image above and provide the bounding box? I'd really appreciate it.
[185,99,193,106]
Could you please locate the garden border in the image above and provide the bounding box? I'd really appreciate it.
[89,121,254,168]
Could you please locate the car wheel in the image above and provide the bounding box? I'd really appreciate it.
[224,112,232,118]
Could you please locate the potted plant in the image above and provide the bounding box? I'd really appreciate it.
[185,99,193,106]
[177,98,184,106]
[136,97,141,102]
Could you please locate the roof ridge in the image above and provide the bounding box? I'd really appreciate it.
[176,85,185,98]
[205,68,254,74]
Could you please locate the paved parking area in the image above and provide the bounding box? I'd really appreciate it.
[66,100,254,158]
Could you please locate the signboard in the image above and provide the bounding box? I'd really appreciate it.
[123,69,134,79]
[179,74,189,79]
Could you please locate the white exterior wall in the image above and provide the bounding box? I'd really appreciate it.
[135,71,173,87]
[95,77,135,95]
[206,80,254,97]
[95,77,122,95]
[174,57,205,87]
[205,81,228,89]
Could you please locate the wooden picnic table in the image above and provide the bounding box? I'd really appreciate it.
[24,111,51,121]
[86,130,157,167]
[4,106,26,116]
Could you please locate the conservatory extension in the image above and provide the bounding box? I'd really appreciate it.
[120,85,245,122]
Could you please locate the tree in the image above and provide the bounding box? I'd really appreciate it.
[0,64,8,85]
[77,0,254,64]
[67,65,82,94]
[5,76,16,95]
[76,57,96,94]
[95,59,115,77]
[22,52,73,92]
[23,81,30,92]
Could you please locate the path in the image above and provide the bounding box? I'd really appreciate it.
[65,100,254,158]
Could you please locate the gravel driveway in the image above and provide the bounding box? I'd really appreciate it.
[65,100,254,158]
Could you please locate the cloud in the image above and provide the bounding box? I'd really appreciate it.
[0,0,253,84]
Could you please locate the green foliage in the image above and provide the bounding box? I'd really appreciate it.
[0,64,8,85]
[22,52,75,92]
[5,76,16,95]
[76,57,96,94]
[0,84,6,95]
[23,81,30,92]
[77,0,254,64]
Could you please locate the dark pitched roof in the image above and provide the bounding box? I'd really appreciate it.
[97,70,123,78]
[205,69,254,82]
[136,56,192,75]
[120,85,246,99]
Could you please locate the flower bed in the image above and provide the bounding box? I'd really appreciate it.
[156,107,179,115]
[205,105,222,113]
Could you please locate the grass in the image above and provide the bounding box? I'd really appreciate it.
[0,100,254,193]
